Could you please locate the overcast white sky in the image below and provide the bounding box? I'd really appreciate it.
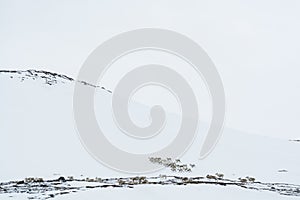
[0,0,299,140]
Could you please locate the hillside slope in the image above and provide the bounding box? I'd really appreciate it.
[0,70,299,199]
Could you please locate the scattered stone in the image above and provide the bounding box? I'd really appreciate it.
[16,180,25,184]
[239,178,248,183]
[206,175,218,180]
[289,139,300,142]
[95,177,102,182]
[215,173,224,179]
[58,177,66,182]
[246,176,255,182]
[25,177,35,183]
[278,169,288,173]
[149,157,195,172]
[34,178,44,182]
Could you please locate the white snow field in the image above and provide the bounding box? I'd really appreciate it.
[0,70,300,199]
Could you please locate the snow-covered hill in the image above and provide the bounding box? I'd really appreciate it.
[0,70,299,200]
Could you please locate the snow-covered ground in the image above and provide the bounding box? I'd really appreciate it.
[0,70,299,199]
